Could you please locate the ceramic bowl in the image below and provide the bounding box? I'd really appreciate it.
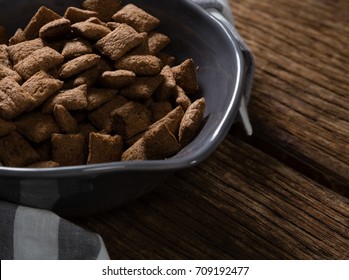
[0,0,249,215]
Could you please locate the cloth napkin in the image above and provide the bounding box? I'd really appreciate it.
[0,0,247,260]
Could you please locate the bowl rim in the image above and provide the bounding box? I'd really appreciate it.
[0,0,245,177]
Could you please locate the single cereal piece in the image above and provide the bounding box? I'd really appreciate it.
[66,66,100,88]
[115,55,162,76]
[59,53,100,79]
[39,18,71,40]
[28,161,59,168]
[111,101,151,138]
[149,102,173,122]
[42,84,88,113]
[0,131,39,167]
[174,85,191,111]
[15,112,59,143]
[148,32,171,55]
[96,23,147,61]
[172,58,199,93]
[0,25,8,44]
[157,52,176,67]
[0,65,22,83]
[8,28,26,46]
[0,77,34,115]
[120,75,163,100]
[0,89,21,120]
[0,45,10,67]
[112,4,160,33]
[51,133,85,166]
[88,95,128,130]
[14,46,64,80]
[71,21,110,41]
[0,118,15,137]
[179,97,206,146]
[155,65,176,101]
[61,38,93,60]
[8,38,45,65]
[99,70,136,89]
[21,70,64,111]
[149,106,184,136]
[86,88,118,110]
[23,6,61,40]
[122,122,180,161]
[87,132,123,164]
[64,7,98,24]
[82,0,122,22]
[127,35,151,56]
[53,104,79,133]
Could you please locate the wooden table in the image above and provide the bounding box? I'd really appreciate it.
[73,0,349,259]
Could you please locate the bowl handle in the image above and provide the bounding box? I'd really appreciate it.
[205,7,255,136]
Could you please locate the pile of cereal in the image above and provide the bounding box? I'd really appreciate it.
[0,0,205,168]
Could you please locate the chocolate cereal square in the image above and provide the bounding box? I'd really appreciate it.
[115,55,162,76]
[8,38,45,65]
[179,98,206,146]
[172,58,199,93]
[0,45,10,67]
[8,28,26,46]
[99,70,135,89]
[42,84,88,113]
[71,21,110,41]
[155,65,176,101]
[148,32,171,55]
[64,7,98,24]
[15,112,59,143]
[0,118,15,137]
[149,106,184,136]
[39,18,72,40]
[51,133,85,166]
[87,132,123,164]
[174,85,191,111]
[82,0,122,21]
[14,46,64,80]
[112,4,160,33]
[0,65,22,83]
[62,38,93,60]
[59,53,100,79]
[0,89,21,120]
[23,6,61,40]
[0,131,39,167]
[21,70,64,111]
[120,75,163,100]
[53,104,79,133]
[111,101,151,138]
[86,88,118,110]
[96,23,146,61]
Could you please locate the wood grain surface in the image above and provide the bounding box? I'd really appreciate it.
[73,0,349,259]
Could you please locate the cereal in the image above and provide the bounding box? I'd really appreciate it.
[42,84,88,113]
[53,104,79,133]
[21,70,64,111]
[96,23,147,61]
[8,38,45,65]
[110,101,151,138]
[99,70,136,89]
[8,29,26,46]
[59,54,100,79]
[0,2,204,167]
[0,77,34,117]
[39,18,71,40]
[87,132,123,164]
[71,21,110,41]
[0,118,15,137]
[23,6,61,40]
[86,88,118,110]
[112,4,160,33]
[14,46,64,80]
[0,131,39,167]
[82,0,122,22]
[120,75,163,100]
[15,112,59,143]
[178,98,206,146]
[171,58,199,93]
[64,7,98,24]
[115,55,162,76]
[51,133,85,166]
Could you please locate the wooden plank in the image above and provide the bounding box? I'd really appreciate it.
[228,0,349,193]
[73,136,349,259]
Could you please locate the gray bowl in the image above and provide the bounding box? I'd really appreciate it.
[0,0,250,216]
